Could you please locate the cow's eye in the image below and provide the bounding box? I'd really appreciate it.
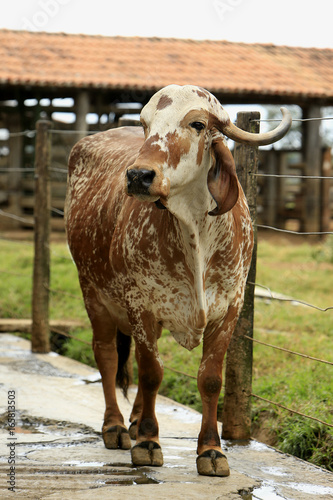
[190,122,205,132]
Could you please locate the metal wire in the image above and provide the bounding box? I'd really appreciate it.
[253,173,333,180]
[0,209,34,225]
[49,129,98,135]
[1,114,332,138]
[256,224,333,236]
[251,394,333,429]
[50,207,64,216]
[0,168,35,172]
[50,167,68,174]
[251,116,333,123]
[6,130,36,137]
[250,282,333,312]
[244,335,333,366]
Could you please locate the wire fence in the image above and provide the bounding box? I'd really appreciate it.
[0,116,333,435]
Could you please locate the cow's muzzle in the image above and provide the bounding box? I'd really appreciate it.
[126,168,156,196]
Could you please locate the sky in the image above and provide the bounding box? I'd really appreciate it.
[1,0,332,49]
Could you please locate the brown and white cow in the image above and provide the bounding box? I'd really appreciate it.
[65,85,291,476]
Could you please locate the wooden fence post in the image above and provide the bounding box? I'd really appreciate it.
[222,111,259,440]
[31,120,52,353]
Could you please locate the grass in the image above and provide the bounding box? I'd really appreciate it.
[1,232,332,470]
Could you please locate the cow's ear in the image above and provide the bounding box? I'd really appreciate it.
[207,139,239,216]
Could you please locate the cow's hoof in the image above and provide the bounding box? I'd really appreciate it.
[129,419,138,440]
[131,441,163,466]
[102,425,131,450]
[196,450,230,476]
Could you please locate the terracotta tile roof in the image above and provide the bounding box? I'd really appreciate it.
[1,29,333,102]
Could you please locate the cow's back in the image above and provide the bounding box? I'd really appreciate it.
[65,126,144,274]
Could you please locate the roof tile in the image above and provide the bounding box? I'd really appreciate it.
[0,29,332,100]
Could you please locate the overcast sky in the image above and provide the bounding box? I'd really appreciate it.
[1,0,332,48]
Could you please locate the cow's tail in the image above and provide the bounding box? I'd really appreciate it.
[116,330,132,400]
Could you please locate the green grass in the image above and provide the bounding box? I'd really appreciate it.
[1,233,332,470]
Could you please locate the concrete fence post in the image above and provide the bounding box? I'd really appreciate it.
[222,111,259,440]
[31,120,52,353]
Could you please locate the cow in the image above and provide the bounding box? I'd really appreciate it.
[65,84,291,476]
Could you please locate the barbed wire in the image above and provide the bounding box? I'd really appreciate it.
[251,394,333,429]
[4,130,36,138]
[0,113,332,140]
[51,207,65,216]
[253,173,333,180]
[48,286,82,300]
[0,168,35,173]
[0,167,67,173]
[251,116,333,123]
[0,211,332,239]
[49,129,99,135]
[50,167,68,174]
[244,334,333,366]
[0,209,34,225]
[164,365,197,380]
[0,235,33,245]
[0,128,99,139]
[250,282,333,312]
[0,268,31,278]
[256,224,333,236]
[45,327,92,347]
[2,168,331,179]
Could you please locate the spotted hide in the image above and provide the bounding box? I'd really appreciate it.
[65,84,291,476]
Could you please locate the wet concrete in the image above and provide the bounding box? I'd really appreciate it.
[0,333,332,499]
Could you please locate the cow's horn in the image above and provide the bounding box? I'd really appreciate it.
[221,107,292,146]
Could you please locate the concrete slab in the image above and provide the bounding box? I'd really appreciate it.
[0,334,332,500]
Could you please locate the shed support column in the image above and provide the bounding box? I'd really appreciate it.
[321,147,331,235]
[302,105,322,233]
[265,149,278,228]
[75,91,90,141]
[7,113,23,228]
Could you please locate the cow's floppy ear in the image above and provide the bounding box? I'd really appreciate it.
[207,139,239,216]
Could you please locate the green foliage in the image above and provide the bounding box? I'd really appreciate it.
[63,328,96,367]
[312,235,333,264]
[278,419,333,472]
[0,240,33,318]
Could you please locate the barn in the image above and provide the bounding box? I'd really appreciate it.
[0,29,332,232]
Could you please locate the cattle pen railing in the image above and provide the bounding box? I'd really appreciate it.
[1,115,333,443]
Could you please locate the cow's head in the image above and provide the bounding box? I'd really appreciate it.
[126,85,291,216]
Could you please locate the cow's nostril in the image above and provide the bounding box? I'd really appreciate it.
[127,169,156,195]
[139,169,156,187]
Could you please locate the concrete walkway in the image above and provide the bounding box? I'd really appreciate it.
[0,333,332,500]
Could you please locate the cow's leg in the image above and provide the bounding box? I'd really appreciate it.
[130,318,164,466]
[196,309,239,476]
[83,286,131,450]
[129,345,142,440]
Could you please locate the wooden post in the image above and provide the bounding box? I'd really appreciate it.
[75,90,90,141]
[222,111,259,440]
[31,120,52,353]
